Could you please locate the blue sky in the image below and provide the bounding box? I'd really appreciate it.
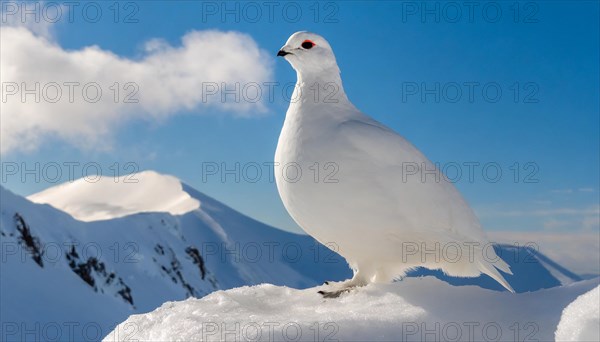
[1,1,599,234]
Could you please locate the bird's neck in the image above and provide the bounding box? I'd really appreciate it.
[293,70,351,107]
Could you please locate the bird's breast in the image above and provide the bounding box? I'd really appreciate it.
[274,114,344,231]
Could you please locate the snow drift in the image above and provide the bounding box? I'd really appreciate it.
[555,285,600,341]
[104,277,599,342]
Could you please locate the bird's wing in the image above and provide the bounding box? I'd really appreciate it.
[334,116,488,243]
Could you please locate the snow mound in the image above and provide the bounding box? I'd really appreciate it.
[105,277,599,342]
[555,285,599,341]
[28,170,200,221]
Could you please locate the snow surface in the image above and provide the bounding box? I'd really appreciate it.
[555,285,600,341]
[104,277,600,342]
[28,171,200,221]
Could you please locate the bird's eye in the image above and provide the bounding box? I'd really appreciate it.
[301,40,315,49]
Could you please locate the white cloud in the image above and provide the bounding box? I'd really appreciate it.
[582,215,600,231]
[489,206,600,218]
[550,188,596,194]
[551,189,574,194]
[538,212,599,232]
[542,219,573,230]
[0,1,56,39]
[0,23,273,153]
[476,204,599,233]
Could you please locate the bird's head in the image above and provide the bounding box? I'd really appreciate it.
[277,32,340,78]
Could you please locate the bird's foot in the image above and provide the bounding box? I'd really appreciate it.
[318,278,367,298]
[317,287,353,298]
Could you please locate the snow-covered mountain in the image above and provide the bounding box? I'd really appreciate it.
[0,170,594,340]
[407,242,584,293]
[28,170,201,222]
[0,171,350,341]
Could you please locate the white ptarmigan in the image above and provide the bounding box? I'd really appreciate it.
[274,32,514,297]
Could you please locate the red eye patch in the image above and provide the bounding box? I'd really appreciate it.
[301,40,315,49]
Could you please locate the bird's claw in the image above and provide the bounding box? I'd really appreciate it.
[318,287,352,298]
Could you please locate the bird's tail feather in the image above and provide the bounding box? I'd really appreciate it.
[478,259,515,293]
[492,256,513,275]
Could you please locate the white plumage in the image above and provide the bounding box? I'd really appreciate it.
[275,32,513,296]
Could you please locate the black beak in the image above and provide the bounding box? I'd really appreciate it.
[277,50,290,57]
